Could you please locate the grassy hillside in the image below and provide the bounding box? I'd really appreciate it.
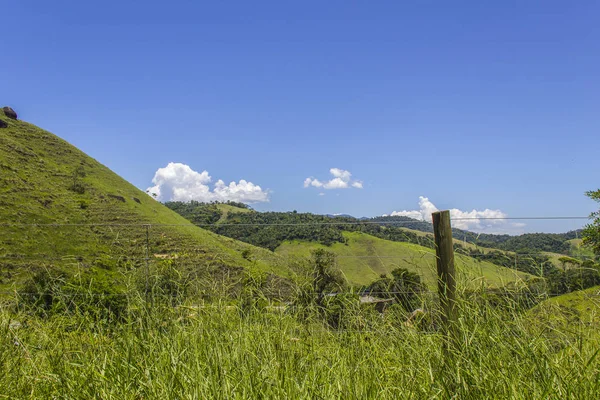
[276,231,531,288]
[215,203,254,224]
[528,286,600,335]
[545,285,600,312]
[167,202,569,278]
[568,238,596,259]
[0,110,292,287]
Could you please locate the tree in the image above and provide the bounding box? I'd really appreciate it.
[547,262,600,295]
[310,249,345,307]
[558,256,582,271]
[582,189,600,256]
[364,267,426,312]
[291,249,347,327]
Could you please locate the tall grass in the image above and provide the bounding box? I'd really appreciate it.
[1,286,599,399]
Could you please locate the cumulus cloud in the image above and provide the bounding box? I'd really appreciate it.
[304,168,363,190]
[146,162,269,203]
[388,196,525,233]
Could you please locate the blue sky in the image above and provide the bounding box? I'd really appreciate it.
[3,1,599,233]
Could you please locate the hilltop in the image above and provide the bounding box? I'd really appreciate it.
[0,109,293,290]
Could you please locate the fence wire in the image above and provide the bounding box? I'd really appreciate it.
[0,215,590,228]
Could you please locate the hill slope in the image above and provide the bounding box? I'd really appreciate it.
[0,110,291,287]
[166,202,558,277]
[276,231,531,288]
[528,286,600,335]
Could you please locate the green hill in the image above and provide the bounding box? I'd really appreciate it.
[275,231,531,288]
[165,202,555,281]
[528,286,600,334]
[166,202,540,286]
[567,238,596,259]
[0,109,292,289]
[216,203,254,220]
[544,285,600,313]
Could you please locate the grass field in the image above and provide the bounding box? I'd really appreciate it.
[276,231,531,288]
[1,287,599,399]
[529,285,600,329]
[548,285,600,309]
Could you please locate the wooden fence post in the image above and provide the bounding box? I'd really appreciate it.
[432,210,458,350]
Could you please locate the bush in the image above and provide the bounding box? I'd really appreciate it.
[18,268,128,321]
[241,249,252,260]
[18,268,67,314]
[62,274,128,321]
[68,182,86,194]
[150,259,190,306]
[362,267,426,312]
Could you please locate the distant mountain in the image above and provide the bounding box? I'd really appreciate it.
[325,214,356,219]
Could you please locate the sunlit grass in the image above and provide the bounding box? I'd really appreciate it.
[1,288,599,399]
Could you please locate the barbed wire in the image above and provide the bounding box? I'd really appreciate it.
[0,215,590,228]
[0,252,593,262]
[4,291,600,297]
[0,254,439,261]
[0,289,600,298]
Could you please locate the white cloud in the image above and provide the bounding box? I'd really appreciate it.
[304,177,323,188]
[389,196,525,233]
[324,177,348,189]
[330,168,352,181]
[304,168,363,190]
[147,162,269,203]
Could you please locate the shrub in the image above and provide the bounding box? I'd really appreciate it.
[18,268,128,321]
[62,274,128,321]
[363,267,426,312]
[150,259,190,306]
[18,268,68,314]
[68,182,86,194]
[241,249,252,260]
